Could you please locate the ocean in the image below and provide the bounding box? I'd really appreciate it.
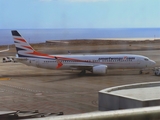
[1,28,160,45]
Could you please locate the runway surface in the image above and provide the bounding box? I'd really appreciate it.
[0,43,159,115]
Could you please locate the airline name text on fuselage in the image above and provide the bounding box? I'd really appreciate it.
[98,57,135,60]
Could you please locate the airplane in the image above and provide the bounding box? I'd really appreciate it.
[11,30,156,75]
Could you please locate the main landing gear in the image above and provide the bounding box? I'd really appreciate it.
[139,70,143,74]
[79,70,86,75]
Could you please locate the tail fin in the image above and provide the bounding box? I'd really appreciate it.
[11,30,51,58]
[11,30,35,57]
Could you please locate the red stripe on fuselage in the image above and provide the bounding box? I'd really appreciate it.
[27,50,130,65]
[27,51,87,62]
[25,51,137,65]
[27,51,55,58]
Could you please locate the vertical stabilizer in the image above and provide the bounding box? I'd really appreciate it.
[11,30,56,59]
[11,30,35,57]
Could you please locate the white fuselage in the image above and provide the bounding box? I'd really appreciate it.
[17,54,155,70]
[11,30,156,75]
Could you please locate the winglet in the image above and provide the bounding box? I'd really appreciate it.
[55,57,63,69]
[68,51,71,54]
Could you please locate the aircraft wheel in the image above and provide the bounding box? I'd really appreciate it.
[79,70,86,75]
[139,70,143,74]
[155,72,157,76]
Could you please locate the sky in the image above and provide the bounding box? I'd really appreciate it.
[0,0,160,29]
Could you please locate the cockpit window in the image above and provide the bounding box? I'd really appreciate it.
[144,58,149,61]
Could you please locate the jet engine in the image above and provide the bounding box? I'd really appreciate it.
[92,65,107,75]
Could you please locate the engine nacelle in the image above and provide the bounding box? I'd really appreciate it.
[92,65,107,75]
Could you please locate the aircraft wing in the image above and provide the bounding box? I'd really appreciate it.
[0,49,9,52]
[69,64,108,75]
[69,64,93,70]
[14,58,28,62]
[0,46,9,52]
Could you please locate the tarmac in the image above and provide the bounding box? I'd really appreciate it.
[0,41,159,115]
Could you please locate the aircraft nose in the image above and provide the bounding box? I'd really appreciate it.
[150,60,156,67]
